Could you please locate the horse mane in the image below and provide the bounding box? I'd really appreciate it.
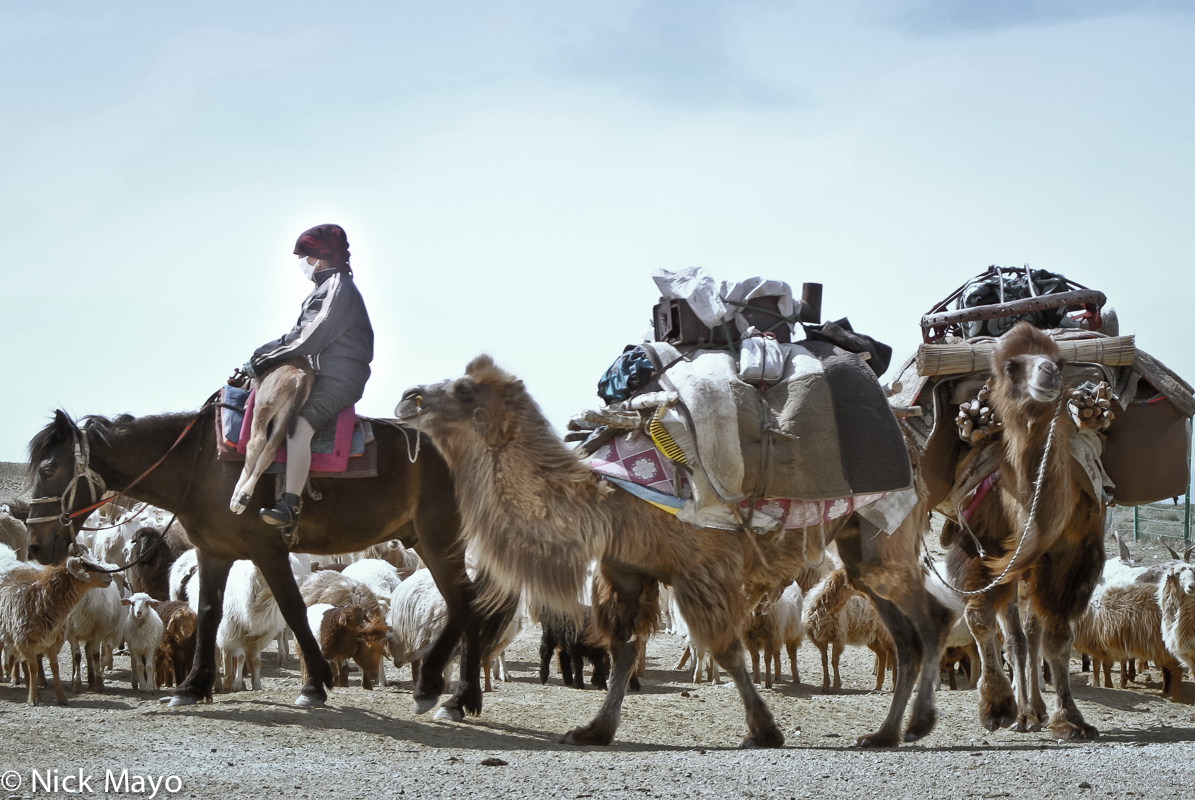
[26,409,201,481]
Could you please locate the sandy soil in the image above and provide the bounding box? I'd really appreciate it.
[2,530,1194,799]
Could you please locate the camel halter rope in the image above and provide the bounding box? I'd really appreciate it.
[923,395,1065,597]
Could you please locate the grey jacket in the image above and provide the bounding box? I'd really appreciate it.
[249,269,373,392]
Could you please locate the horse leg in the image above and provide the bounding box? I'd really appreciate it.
[253,549,332,706]
[563,569,654,746]
[169,553,232,705]
[965,592,1018,731]
[438,579,518,719]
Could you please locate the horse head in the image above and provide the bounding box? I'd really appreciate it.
[25,409,106,565]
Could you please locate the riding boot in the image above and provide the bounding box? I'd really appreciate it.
[260,492,301,547]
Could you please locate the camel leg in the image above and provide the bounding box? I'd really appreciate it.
[562,570,653,746]
[1041,617,1097,739]
[966,595,1017,731]
[711,639,785,748]
[1019,605,1049,727]
[856,596,919,747]
[170,552,233,706]
[997,601,1040,733]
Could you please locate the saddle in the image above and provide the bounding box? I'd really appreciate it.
[214,386,378,478]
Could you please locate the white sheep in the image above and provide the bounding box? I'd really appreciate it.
[773,583,805,684]
[121,592,164,691]
[1158,563,1195,703]
[386,568,449,686]
[63,573,124,693]
[669,591,720,685]
[1072,578,1182,696]
[341,558,402,617]
[803,570,895,692]
[169,548,198,603]
[215,560,285,692]
[0,505,29,561]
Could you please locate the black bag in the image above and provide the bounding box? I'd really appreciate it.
[597,346,656,404]
[956,268,1072,337]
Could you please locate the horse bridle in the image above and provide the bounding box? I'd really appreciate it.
[26,391,219,532]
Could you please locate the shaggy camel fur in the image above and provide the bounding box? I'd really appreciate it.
[398,355,951,748]
[229,359,312,516]
[946,322,1105,739]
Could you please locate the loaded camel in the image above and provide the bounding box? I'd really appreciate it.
[398,355,952,748]
[945,322,1105,739]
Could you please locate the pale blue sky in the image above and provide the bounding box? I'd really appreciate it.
[3,1,1193,461]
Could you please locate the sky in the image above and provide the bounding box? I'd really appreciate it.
[2,0,1194,463]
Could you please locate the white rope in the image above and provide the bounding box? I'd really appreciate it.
[928,397,1064,597]
[398,424,421,463]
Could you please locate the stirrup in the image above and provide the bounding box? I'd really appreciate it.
[260,493,301,548]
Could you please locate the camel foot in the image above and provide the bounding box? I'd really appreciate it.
[904,708,938,742]
[562,724,615,746]
[978,693,1017,732]
[1048,717,1098,740]
[740,728,785,749]
[413,697,438,715]
[434,706,464,722]
[1009,710,1044,733]
[856,729,901,748]
[294,693,325,708]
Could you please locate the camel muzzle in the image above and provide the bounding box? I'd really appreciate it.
[395,388,426,421]
[1027,358,1062,403]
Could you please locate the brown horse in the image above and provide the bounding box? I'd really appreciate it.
[25,404,516,715]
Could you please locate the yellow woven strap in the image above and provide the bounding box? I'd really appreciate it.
[647,405,686,464]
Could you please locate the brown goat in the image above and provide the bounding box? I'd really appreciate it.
[0,552,114,704]
[152,600,198,689]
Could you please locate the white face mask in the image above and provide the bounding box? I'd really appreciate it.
[297,255,318,281]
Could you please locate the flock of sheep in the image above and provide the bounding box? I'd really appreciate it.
[2,499,1195,718]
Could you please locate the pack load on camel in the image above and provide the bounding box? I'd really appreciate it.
[891,264,1194,516]
[568,267,917,536]
[893,264,1195,740]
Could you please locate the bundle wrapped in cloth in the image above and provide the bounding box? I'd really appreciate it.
[576,339,917,535]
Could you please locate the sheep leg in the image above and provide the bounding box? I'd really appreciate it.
[538,635,556,684]
[170,553,233,705]
[70,642,84,694]
[563,569,653,746]
[714,639,785,748]
[750,645,761,685]
[818,643,831,692]
[20,649,39,706]
[831,642,843,691]
[1041,617,1098,740]
[997,601,1041,733]
[787,642,799,684]
[674,645,691,671]
[965,595,1017,731]
[88,642,104,693]
[1101,659,1113,689]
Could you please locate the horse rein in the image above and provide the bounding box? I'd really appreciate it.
[26,390,219,531]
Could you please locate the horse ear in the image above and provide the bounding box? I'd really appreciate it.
[53,409,75,441]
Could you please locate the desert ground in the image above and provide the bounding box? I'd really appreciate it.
[2,528,1194,800]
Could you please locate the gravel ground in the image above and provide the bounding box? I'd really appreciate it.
[2,530,1193,799]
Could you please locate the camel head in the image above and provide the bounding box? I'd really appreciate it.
[397,355,538,455]
[990,322,1064,408]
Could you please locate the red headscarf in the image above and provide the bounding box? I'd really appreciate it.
[294,224,351,272]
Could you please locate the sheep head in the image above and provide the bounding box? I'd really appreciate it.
[1168,564,1195,596]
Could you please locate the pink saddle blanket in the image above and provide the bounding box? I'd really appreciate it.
[235,389,356,474]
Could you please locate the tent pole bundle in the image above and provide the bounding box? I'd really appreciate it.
[916,335,1136,377]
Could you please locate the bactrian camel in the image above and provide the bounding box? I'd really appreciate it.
[399,355,952,748]
[945,322,1105,739]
